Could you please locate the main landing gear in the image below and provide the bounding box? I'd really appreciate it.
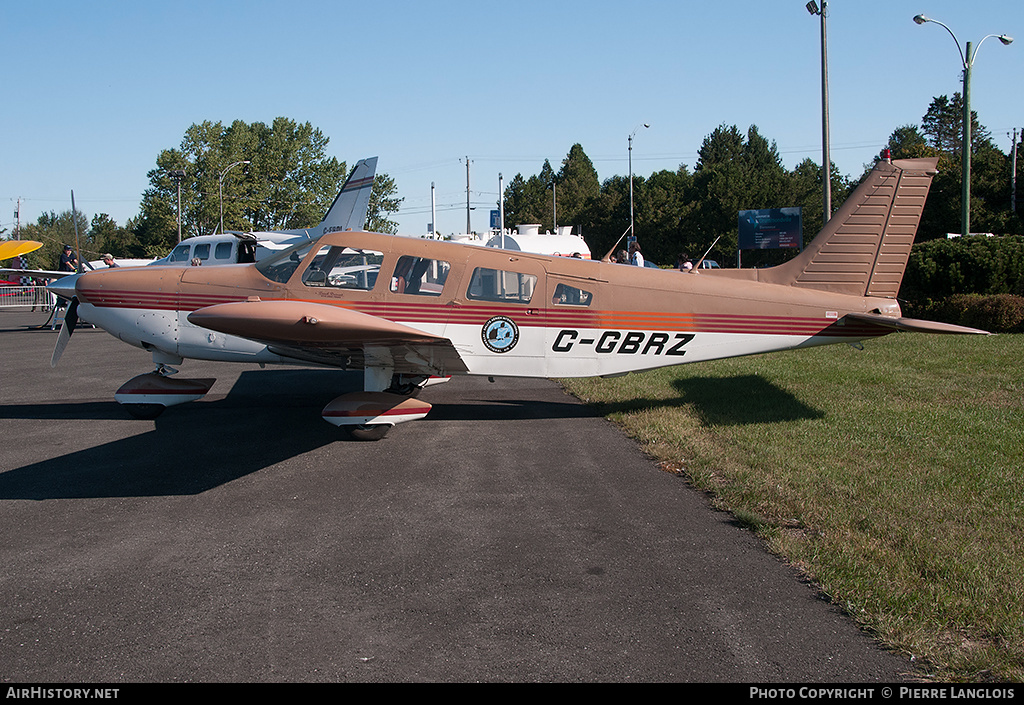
[112,356,432,442]
[321,372,432,441]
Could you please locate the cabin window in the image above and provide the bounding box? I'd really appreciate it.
[466,267,537,304]
[390,256,450,296]
[193,243,210,262]
[301,245,383,290]
[552,283,592,306]
[214,242,233,261]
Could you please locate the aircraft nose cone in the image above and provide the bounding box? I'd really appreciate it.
[47,272,82,300]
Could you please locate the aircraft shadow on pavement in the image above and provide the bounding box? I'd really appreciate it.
[0,371,599,501]
[0,369,362,501]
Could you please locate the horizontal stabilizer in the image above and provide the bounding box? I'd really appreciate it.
[844,312,990,335]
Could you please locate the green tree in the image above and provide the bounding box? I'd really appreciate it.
[631,167,694,266]
[19,210,90,271]
[683,124,790,264]
[908,95,1011,240]
[90,213,140,259]
[554,144,600,227]
[502,160,557,231]
[921,93,991,158]
[578,174,631,260]
[880,124,937,161]
[134,118,402,247]
[365,173,404,234]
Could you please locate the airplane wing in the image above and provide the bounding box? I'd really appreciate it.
[843,312,991,335]
[0,267,73,281]
[187,299,468,375]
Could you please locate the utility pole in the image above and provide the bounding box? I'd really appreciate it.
[464,157,472,234]
[551,179,557,233]
[14,197,21,239]
[1011,128,1019,214]
[430,182,436,236]
[169,170,186,243]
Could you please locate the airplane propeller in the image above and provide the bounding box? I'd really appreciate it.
[50,297,78,367]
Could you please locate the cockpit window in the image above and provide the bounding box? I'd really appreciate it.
[466,267,537,303]
[390,256,450,296]
[301,245,383,290]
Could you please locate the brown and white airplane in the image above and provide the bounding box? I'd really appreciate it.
[48,157,985,440]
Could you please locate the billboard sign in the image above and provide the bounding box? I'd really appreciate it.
[738,207,802,250]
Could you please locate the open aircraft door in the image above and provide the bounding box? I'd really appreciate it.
[444,255,547,377]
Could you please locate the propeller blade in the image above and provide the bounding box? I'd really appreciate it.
[50,298,78,368]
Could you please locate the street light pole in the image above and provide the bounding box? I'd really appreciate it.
[219,160,250,234]
[914,15,1013,237]
[806,1,831,223]
[628,123,649,241]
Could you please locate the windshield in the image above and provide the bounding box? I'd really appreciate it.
[256,241,319,283]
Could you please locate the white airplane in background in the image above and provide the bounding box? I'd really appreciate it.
[144,156,379,267]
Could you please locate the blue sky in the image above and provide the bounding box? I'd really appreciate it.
[2,0,1021,239]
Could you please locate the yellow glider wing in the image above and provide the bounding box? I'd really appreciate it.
[0,240,43,261]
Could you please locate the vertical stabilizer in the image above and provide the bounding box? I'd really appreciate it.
[762,157,938,297]
[319,157,378,234]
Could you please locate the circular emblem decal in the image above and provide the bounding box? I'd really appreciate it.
[481,316,519,353]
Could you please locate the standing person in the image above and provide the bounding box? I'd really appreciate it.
[102,254,119,268]
[58,245,77,272]
[629,241,644,267]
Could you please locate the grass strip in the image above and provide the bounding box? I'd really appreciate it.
[561,333,1023,682]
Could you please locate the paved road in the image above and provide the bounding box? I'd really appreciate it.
[0,312,912,682]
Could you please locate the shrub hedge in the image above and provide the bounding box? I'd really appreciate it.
[910,294,1024,333]
[900,236,1024,333]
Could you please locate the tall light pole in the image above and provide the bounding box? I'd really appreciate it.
[806,1,831,223]
[914,14,1013,236]
[219,160,250,234]
[628,123,649,241]
[498,173,505,247]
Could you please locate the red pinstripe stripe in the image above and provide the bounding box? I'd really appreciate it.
[80,289,878,338]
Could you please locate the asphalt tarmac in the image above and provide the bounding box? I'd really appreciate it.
[0,311,912,682]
